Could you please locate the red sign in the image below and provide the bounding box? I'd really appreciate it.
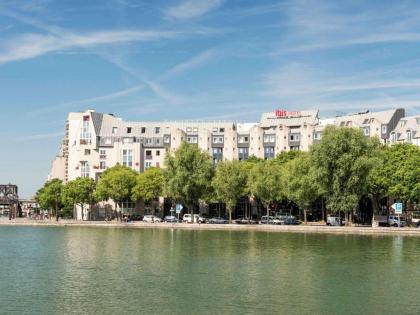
[275,109,301,118]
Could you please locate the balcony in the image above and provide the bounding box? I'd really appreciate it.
[145,155,153,160]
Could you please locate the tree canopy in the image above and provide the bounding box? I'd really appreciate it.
[132,167,165,204]
[95,165,137,208]
[164,141,213,213]
[212,160,247,222]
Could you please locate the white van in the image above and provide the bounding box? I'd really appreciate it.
[182,214,206,223]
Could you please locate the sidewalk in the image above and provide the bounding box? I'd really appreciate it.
[2,217,420,236]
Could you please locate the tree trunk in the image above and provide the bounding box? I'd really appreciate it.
[266,204,270,218]
[321,198,325,222]
[304,208,307,225]
[228,207,232,224]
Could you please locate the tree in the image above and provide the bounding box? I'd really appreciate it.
[96,165,137,219]
[164,142,214,218]
[274,150,303,165]
[132,167,165,214]
[212,160,247,223]
[63,177,96,220]
[248,160,283,218]
[35,179,64,221]
[311,126,380,225]
[283,153,321,224]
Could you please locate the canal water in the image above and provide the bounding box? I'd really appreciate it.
[0,226,419,314]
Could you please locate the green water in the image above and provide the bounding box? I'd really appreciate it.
[0,227,419,314]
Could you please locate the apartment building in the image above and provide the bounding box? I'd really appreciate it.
[49,107,406,183]
[390,115,420,146]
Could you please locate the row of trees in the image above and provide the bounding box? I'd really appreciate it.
[36,126,420,224]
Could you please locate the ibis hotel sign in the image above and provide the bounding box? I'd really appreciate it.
[275,109,302,118]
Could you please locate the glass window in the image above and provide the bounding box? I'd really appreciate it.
[264,147,275,159]
[155,127,160,134]
[391,132,397,144]
[122,149,133,167]
[127,127,132,134]
[112,127,118,135]
[407,130,412,143]
[81,161,90,178]
[163,135,171,143]
[141,127,146,134]
[212,148,223,164]
[145,161,152,169]
[381,125,387,134]
[80,117,91,142]
[100,161,106,170]
[238,147,249,160]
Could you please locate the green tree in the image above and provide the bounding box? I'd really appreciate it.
[311,126,380,225]
[212,160,247,223]
[132,167,165,214]
[63,177,96,220]
[248,160,283,218]
[35,179,64,221]
[283,153,321,224]
[164,142,214,217]
[96,165,137,219]
[274,150,303,165]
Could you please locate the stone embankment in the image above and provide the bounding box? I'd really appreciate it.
[1,218,420,236]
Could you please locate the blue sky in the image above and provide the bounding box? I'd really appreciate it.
[1,0,420,197]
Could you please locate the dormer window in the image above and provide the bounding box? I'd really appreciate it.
[127,127,132,134]
[391,132,397,144]
[407,130,412,143]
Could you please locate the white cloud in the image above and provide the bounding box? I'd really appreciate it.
[164,0,224,19]
[0,29,182,64]
[160,48,219,80]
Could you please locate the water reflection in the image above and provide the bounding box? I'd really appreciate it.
[1,227,420,314]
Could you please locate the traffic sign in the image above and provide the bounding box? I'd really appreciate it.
[391,203,403,214]
[175,204,183,214]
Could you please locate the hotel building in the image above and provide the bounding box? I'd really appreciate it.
[48,107,408,219]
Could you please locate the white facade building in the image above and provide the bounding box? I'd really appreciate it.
[49,107,407,184]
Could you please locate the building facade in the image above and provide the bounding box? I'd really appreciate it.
[49,107,407,184]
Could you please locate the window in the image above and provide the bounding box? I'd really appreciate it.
[145,138,152,145]
[381,125,387,134]
[187,135,198,144]
[80,116,91,142]
[100,161,106,170]
[145,161,152,169]
[238,147,249,160]
[104,138,112,145]
[212,127,218,132]
[81,161,90,178]
[127,127,132,134]
[141,127,146,134]
[219,128,225,132]
[145,150,152,160]
[112,127,118,135]
[100,150,106,159]
[186,127,192,133]
[407,130,412,143]
[340,121,346,126]
[156,150,160,156]
[289,134,300,141]
[193,127,198,133]
[238,135,249,143]
[122,149,133,167]
[155,127,160,134]
[123,137,133,144]
[163,135,171,144]
[391,132,397,144]
[314,132,322,140]
[212,136,224,143]
[84,149,91,155]
[363,127,370,136]
[264,147,275,159]
[363,118,369,124]
[212,148,223,164]
[263,134,275,143]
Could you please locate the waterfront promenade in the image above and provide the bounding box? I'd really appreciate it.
[2,217,420,236]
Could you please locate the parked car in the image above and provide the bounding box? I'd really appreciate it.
[260,216,282,225]
[164,215,178,223]
[143,215,162,223]
[131,214,143,221]
[326,216,343,226]
[182,214,206,223]
[284,216,300,225]
[208,217,228,224]
[388,215,406,227]
[234,217,258,224]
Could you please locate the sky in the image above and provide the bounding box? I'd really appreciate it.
[1,0,420,197]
